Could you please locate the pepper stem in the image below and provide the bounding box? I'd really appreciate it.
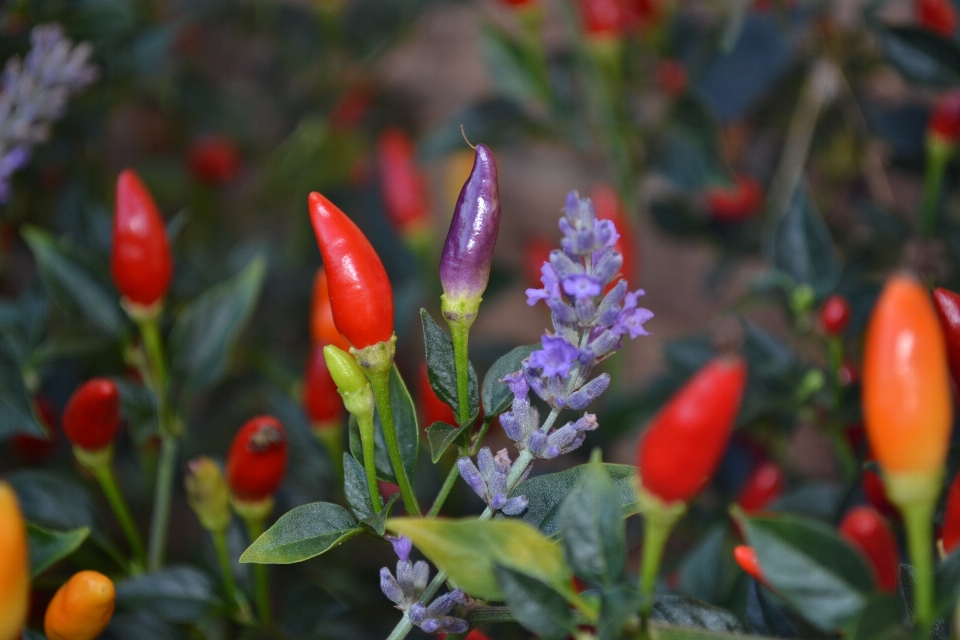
[449,320,472,425]
[243,515,272,624]
[212,529,252,624]
[920,136,953,237]
[147,433,178,571]
[356,411,383,514]
[637,489,687,620]
[368,367,421,516]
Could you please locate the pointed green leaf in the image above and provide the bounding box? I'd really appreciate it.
[27,523,90,577]
[361,494,398,536]
[0,335,46,439]
[557,462,626,585]
[241,502,360,564]
[482,343,540,417]
[421,309,478,419]
[343,453,374,521]
[494,564,575,640]
[766,185,839,300]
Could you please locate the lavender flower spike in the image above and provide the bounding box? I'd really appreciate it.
[439,143,501,324]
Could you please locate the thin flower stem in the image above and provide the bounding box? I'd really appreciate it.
[369,369,421,516]
[147,434,177,571]
[427,465,460,518]
[92,464,146,572]
[244,517,272,624]
[450,322,472,425]
[212,530,252,623]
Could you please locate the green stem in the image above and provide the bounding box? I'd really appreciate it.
[369,369,421,516]
[245,518,272,624]
[920,143,951,237]
[356,412,382,514]
[639,513,673,612]
[147,434,178,570]
[903,497,937,637]
[427,464,461,518]
[212,530,251,623]
[92,464,146,571]
[450,321,471,426]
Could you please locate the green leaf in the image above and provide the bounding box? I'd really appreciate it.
[0,335,46,440]
[0,284,49,364]
[598,586,646,640]
[679,525,739,605]
[935,548,960,616]
[9,470,98,531]
[361,494,398,537]
[241,502,361,564]
[115,566,219,623]
[878,26,960,88]
[21,225,126,337]
[481,343,540,417]
[852,594,908,640]
[425,416,477,463]
[421,309,478,420]
[27,523,90,577]
[504,463,639,536]
[557,462,626,585]
[740,512,875,633]
[169,257,266,395]
[387,517,572,601]
[493,564,575,640]
[478,27,543,106]
[348,366,419,483]
[652,595,745,633]
[343,453,375,521]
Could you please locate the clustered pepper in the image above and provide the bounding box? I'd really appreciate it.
[187,134,240,186]
[0,482,28,640]
[932,286,960,387]
[839,506,899,593]
[310,268,350,352]
[704,175,764,224]
[917,0,958,37]
[819,294,851,336]
[377,127,431,240]
[303,343,343,431]
[44,571,116,640]
[62,378,121,452]
[733,545,765,584]
[941,471,960,554]
[226,415,289,506]
[928,92,960,146]
[736,460,785,514]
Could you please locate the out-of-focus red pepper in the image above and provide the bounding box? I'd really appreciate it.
[705,175,764,223]
[13,396,58,464]
[621,0,659,32]
[862,464,899,520]
[591,183,639,285]
[733,545,765,583]
[226,416,288,503]
[522,236,556,293]
[578,0,623,40]
[329,87,373,133]
[932,287,960,387]
[820,294,851,336]
[303,344,342,431]
[656,59,688,98]
[918,0,958,37]
[111,169,173,309]
[637,356,748,504]
[186,135,240,186]
[63,379,120,452]
[929,93,960,146]
[376,127,431,240]
[418,362,457,428]
[839,506,899,593]
[736,460,785,514]
[308,192,394,349]
[941,471,960,554]
[310,268,350,352]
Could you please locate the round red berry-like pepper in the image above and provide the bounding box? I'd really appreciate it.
[820,294,851,335]
[918,0,958,38]
[591,183,639,285]
[736,460,785,514]
[310,268,350,351]
[578,0,623,39]
[111,169,173,308]
[186,135,240,186]
[928,92,960,144]
[418,362,457,428]
[941,471,960,554]
[377,127,431,238]
[733,545,765,583]
[226,416,288,503]
[638,356,748,503]
[705,175,764,223]
[839,506,899,593]
[63,379,120,451]
[308,192,394,349]
[303,344,342,429]
[932,287,960,387]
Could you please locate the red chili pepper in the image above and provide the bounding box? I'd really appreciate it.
[941,471,960,554]
[418,362,457,428]
[308,192,394,349]
[186,135,240,186]
[303,344,342,429]
[13,396,58,464]
[377,128,431,238]
[918,0,958,37]
[933,287,960,386]
[839,506,899,593]
[522,236,555,293]
[733,545,765,583]
[820,294,851,336]
[591,183,640,285]
[310,268,350,351]
[63,379,120,451]
[620,0,659,32]
[656,59,688,98]
[928,92,960,144]
[226,416,288,503]
[862,464,899,520]
[736,460,785,514]
[329,87,373,133]
[705,175,764,223]
[111,169,173,308]
[637,356,748,503]
[578,0,624,39]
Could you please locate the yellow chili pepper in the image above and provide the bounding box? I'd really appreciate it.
[0,482,29,640]
[44,571,116,640]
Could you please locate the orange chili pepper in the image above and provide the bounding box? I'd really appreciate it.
[0,482,29,640]
[44,571,115,640]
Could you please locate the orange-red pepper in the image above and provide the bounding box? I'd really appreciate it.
[0,482,28,640]
[839,506,899,593]
[44,571,115,640]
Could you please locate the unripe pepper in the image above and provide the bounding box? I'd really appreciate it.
[733,545,765,583]
[303,343,342,430]
[941,471,960,554]
[839,506,899,592]
[736,460,785,514]
[226,416,288,504]
[111,169,173,309]
[419,362,457,428]
[310,268,350,351]
[185,456,231,534]
[187,135,240,186]
[918,0,958,37]
[820,294,851,336]
[0,482,29,640]
[377,127,431,239]
[44,571,115,640]
[308,192,394,349]
[63,378,120,452]
[932,287,960,386]
[591,182,639,285]
[705,175,764,223]
[638,356,748,504]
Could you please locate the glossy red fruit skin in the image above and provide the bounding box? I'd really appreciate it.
[736,460,785,514]
[705,175,763,223]
[303,344,342,426]
[933,287,960,386]
[734,545,765,583]
[638,356,748,503]
[111,169,173,307]
[591,183,639,285]
[820,294,852,335]
[929,92,960,142]
[308,192,394,348]
[419,362,457,428]
[187,135,240,185]
[918,0,958,38]
[226,416,288,502]
[13,396,58,463]
[839,506,899,592]
[63,379,120,451]
[941,471,960,554]
[377,128,430,235]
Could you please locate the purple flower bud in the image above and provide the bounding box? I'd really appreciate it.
[439,144,501,304]
[502,495,529,515]
[528,430,548,455]
[413,560,429,593]
[381,568,404,604]
[458,457,487,499]
[529,334,580,379]
[500,410,522,441]
[501,369,529,399]
[562,374,611,410]
[563,274,602,301]
[477,447,496,479]
[391,535,412,562]
[592,249,623,285]
[408,603,427,623]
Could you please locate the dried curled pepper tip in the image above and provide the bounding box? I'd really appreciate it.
[820,294,851,336]
[439,143,501,305]
[839,506,899,593]
[304,343,342,427]
[308,192,394,349]
[226,415,288,503]
[419,362,456,429]
[941,471,960,554]
[733,545,765,583]
[186,134,240,186]
[310,268,349,351]
[111,169,173,308]
[591,182,639,285]
[63,378,121,451]
[0,482,29,640]
[928,91,960,144]
[44,571,115,640]
[932,287,960,386]
[863,274,952,477]
[704,175,764,223]
[184,456,231,534]
[736,460,785,514]
[917,0,959,39]
[637,356,748,504]
[377,127,431,236]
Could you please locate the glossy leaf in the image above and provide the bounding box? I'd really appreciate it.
[27,523,90,577]
[387,517,572,601]
[653,595,745,633]
[241,502,361,564]
[746,579,797,638]
[9,470,98,531]
[679,525,740,605]
[0,335,46,439]
[504,463,639,536]
[557,462,626,585]
[878,26,960,88]
[361,494,398,536]
[426,418,473,463]
[481,343,540,417]
[343,453,375,521]
[169,257,266,395]
[115,566,219,623]
[494,564,575,640]
[348,366,419,483]
[421,309,478,420]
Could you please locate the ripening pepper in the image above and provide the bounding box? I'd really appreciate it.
[187,135,240,186]
[44,571,115,640]
[932,287,960,386]
[310,268,350,351]
[917,0,958,37]
[111,169,173,309]
[637,356,748,504]
[591,183,639,285]
[419,362,457,428]
[63,378,120,452]
[862,275,951,485]
[439,143,501,323]
[941,471,960,554]
[733,545,765,583]
[308,192,394,350]
[839,506,899,592]
[928,92,960,146]
[705,175,764,223]
[0,482,29,640]
[184,456,231,534]
[226,416,288,504]
[377,127,431,239]
[736,460,785,514]
[820,294,851,336]
[303,343,343,430]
